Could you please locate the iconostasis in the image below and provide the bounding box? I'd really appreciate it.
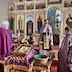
[64,0,72,7]
[8,0,72,42]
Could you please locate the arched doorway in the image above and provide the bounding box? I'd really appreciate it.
[27,20,33,35]
[47,7,62,45]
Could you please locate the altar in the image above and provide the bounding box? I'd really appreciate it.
[4,43,54,72]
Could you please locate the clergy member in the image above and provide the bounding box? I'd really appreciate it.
[38,19,53,50]
[58,27,72,72]
[0,20,12,60]
[66,14,72,28]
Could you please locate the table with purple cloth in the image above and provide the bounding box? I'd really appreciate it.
[4,48,38,72]
[4,48,54,72]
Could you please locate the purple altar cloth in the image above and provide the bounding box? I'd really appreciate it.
[5,49,54,69]
[5,48,38,69]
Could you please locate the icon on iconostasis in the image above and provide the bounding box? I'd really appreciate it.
[8,16,14,30]
[27,0,33,1]
[36,3,45,9]
[17,5,25,10]
[37,15,42,33]
[64,1,72,7]
[19,0,23,2]
[26,4,34,9]
[18,16,23,31]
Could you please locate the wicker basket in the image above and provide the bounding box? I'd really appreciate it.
[34,54,49,64]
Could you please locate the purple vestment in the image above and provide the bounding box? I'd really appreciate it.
[38,24,53,45]
[58,34,72,72]
[67,46,72,72]
[66,17,72,28]
[40,24,52,34]
[0,28,12,60]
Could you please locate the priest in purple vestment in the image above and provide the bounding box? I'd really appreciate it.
[38,19,53,50]
[66,14,72,28]
[58,27,72,72]
[0,20,12,60]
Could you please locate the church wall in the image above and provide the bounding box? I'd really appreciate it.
[0,0,9,26]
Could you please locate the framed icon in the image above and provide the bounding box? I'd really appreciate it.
[48,0,62,4]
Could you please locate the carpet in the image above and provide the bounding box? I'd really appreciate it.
[50,60,59,72]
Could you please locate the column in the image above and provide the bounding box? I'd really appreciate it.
[35,12,37,32]
[45,11,48,19]
[14,3,17,35]
[46,0,48,7]
[59,12,65,47]
[24,13,27,38]
[34,0,36,33]
[33,13,35,33]
[24,12,25,38]
[25,0,26,10]
[14,13,17,35]
[34,0,36,10]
